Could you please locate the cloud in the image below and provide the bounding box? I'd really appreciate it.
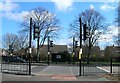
[98,25,118,44]
[100,4,116,11]
[0,1,30,22]
[112,0,118,1]
[54,38,72,45]
[0,0,19,12]
[4,11,30,22]
[90,4,95,10]
[51,0,73,12]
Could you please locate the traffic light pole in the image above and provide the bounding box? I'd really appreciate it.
[73,37,75,64]
[37,36,40,62]
[29,18,32,75]
[79,17,82,76]
[110,58,112,74]
[47,36,50,65]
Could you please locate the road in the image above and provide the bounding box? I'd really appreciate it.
[2,65,109,81]
[0,63,119,81]
[35,65,108,76]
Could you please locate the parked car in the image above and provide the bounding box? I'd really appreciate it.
[2,56,27,63]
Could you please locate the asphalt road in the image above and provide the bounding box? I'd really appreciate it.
[1,65,108,80]
[35,65,108,76]
[0,63,118,75]
[0,63,119,81]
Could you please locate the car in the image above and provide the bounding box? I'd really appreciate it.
[15,56,26,63]
[2,56,27,63]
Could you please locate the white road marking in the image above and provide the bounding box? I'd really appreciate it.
[41,66,51,72]
[70,67,73,75]
[97,66,110,73]
[70,66,76,79]
[16,67,20,69]
[31,66,37,68]
[4,70,8,71]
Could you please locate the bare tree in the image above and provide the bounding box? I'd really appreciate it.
[20,7,60,47]
[2,33,18,51]
[69,9,107,63]
[19,7,60,62]
[15,33,29,50]
[114,2,120,45]
[2,32,30,52]
[115,1,120,26]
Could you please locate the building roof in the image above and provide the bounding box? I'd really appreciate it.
[40,45,68,54]
[104,46,120,57]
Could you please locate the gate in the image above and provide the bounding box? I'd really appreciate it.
[1,54,29,75]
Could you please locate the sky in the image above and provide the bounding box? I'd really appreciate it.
[0,0,119,50]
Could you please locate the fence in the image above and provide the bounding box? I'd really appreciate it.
[1,55,29,75]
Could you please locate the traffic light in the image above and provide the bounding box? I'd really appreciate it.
[9,45,13,53]
[33,24,40,40]
[83,24,90,41]
[83,24,87,40]
[75,41,78,48]
[50,40,53,47]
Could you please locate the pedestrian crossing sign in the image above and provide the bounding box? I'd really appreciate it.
[79,49,82,59]
[72,53,75,57]
[79,52,81,59]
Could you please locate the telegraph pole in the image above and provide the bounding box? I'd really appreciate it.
[29,18,32,75]
[79,17,82,76]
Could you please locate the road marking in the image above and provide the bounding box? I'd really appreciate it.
[97,66,110,73]
[34,66,51,75]
[16,67,20,69]
[70,66,76,79]
[41,66,51,72]
[4,70,8,71]
[98,77,108,81]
